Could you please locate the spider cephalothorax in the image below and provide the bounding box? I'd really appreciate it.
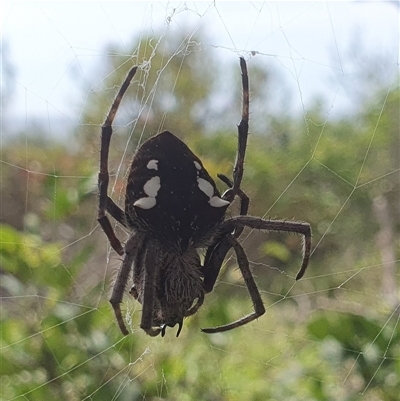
[97,57,312,337]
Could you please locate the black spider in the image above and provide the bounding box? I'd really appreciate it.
[97,57,311,337]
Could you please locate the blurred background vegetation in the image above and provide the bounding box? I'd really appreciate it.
[1,26,399,401]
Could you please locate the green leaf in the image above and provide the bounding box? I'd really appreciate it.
[259,240,291,262]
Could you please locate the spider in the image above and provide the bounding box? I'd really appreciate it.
[98,57,311,337]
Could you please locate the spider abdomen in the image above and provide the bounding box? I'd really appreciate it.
[125,131,230,252]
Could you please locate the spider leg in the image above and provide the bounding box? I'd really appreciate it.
[223,57,249,204]
[234,57,249,193]
[218,174,249,217]
[223,216,312,280]
[185,292,205,317]
[106,196,128,228]
[202,215,311,333]
[204,174,250,293]
[216,58,249,241]
[98,66,138,255]
[218,58,250,231]
[218,173,249,238]
[203,214,311,295]
[202,236,265,333]
[203,174,250,293]
[203,235,233,293]
[109,231,144,335]
[140,240,162,337]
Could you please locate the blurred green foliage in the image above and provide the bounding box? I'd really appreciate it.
[1,31,399,401]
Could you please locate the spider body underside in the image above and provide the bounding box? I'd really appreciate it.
[98,58,311,337]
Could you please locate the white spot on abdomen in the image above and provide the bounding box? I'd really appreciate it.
[197,177,230,208]
[147,160,158,170]
[134,197,156,209]
[134,176,160,210]
[209,196,230,207]
[197,178,214,198]
[194,161,201,171]
[143,176,160,197]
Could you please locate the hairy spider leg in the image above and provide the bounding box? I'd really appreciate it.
[224,216,312,280]
[202,236,265,333]
[98,66,138,255]
[222,57,249,204]
[217,173,249,236]
[202,216,311,333]
[203,58,250,291]
[109,231,144,335]
[139,240,163,337]
[218,57,250,241]
[106,196,128,227]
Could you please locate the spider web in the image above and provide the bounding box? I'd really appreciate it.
[1,2,399,400]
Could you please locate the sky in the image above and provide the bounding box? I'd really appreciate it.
[2,1,399,137]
